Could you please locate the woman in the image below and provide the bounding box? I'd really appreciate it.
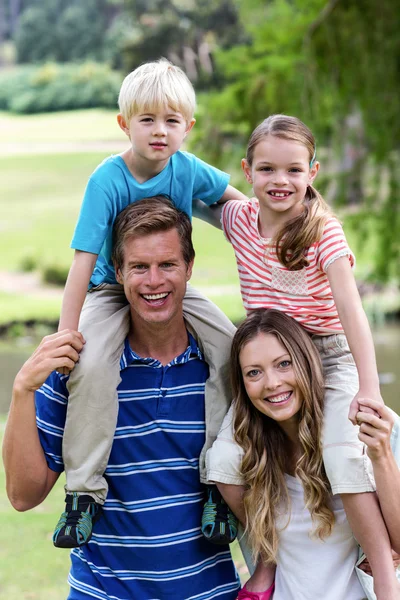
[207,309,400,600]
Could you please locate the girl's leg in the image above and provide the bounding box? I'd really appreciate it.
[341,492,400,598]
[315,334,400,599]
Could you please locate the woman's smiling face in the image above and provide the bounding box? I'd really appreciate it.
[239,332,303,427]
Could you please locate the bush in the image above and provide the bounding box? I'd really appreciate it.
[0,62,123,114]
[19,254,39,273]
[41,263,69,286]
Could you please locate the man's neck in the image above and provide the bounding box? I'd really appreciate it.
[128,316,189,366]
[120,149,169,184]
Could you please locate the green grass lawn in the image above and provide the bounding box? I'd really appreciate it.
[0,109,126,144]
[0,417,248,599]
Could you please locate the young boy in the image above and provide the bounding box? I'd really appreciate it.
[53,59,246,548]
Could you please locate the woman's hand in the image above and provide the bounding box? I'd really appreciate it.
[356,397,394,462]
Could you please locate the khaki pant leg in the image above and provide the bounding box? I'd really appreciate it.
[314,334,375,495]
[63,284,130,503]
[183,284,236,483]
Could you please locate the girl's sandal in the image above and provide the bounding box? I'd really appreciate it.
[237,582,275,600]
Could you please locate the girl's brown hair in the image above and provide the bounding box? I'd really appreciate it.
[231,309,334,564]
[246,114,332,270]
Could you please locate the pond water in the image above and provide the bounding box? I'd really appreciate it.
[1,322,400,415]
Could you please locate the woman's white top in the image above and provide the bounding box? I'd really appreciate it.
[273,474,365,600]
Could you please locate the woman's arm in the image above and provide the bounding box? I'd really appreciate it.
[217,483,276,594]
[327,256,383,422]
[357,397,400,553]
[217,482,247,525]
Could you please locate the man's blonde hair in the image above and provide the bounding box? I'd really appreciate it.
[118,59,196,123]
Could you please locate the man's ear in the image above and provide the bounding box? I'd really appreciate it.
[117,114,130,137]
[309,161,320,185]
[184,118,196,137]
[115,267,124,285]
[241,158,253,184]
[186,260,194,282]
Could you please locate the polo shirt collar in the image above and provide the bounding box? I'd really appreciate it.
[120,332,203,370]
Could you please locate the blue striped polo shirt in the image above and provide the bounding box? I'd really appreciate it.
[35,334,240,600]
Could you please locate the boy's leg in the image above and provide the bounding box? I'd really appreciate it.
[182,284,236,483]
[315,334,400,599]
[54,284,130,548]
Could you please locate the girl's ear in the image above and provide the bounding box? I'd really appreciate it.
[309,161,320,184]
[241,158,253,184]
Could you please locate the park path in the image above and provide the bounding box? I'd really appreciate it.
[0,270,63,299]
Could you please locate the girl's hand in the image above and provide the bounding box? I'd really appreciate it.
[356,397,395,462]
[348,390,383,424]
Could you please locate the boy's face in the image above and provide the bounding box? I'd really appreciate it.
[117,106,195,168]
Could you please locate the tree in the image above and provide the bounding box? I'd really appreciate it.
[119,0,246,87]
[192,0,400,281]
[14,1,60,63]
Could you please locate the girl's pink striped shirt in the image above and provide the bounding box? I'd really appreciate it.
[222,198,355,335]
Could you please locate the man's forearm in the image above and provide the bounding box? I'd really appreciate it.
[2,382,57,511]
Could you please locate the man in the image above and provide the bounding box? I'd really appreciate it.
[3,196,240,599]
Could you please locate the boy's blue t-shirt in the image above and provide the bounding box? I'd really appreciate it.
[71,151,230,286]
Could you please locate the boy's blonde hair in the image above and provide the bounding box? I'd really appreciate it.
[118,59,196,123]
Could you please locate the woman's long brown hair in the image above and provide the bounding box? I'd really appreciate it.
[232,309,334,564]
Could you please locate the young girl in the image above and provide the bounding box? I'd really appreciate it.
[206,115,400,599]
[208,309,400,600]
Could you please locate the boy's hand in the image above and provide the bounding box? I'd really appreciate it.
[14,330,85,393]
[348,390,383,424]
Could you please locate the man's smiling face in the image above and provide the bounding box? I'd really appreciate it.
[116,227,193,327]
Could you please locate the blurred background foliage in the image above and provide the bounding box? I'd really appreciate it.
[0,0,399,286]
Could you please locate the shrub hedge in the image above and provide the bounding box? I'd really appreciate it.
[0,62,123,114]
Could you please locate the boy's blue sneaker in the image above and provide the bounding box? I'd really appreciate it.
[53,493,102,548]
[201,485,238,545]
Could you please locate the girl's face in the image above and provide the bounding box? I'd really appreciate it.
[242,135,319,223]
[239,332,303,428]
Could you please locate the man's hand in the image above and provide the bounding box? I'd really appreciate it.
[14,330,85,393]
